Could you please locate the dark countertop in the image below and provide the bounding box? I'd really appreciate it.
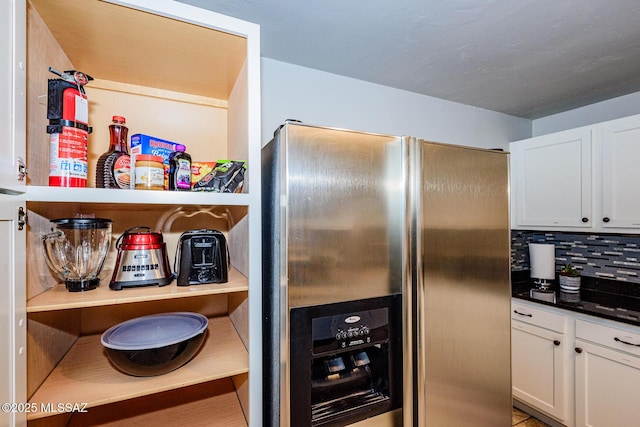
[512,271,640,328]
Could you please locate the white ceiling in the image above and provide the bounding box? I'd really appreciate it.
[178,0,640,119]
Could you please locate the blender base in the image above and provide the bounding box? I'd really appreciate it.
[65,278,100,292]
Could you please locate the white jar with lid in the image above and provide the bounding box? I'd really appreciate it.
[135,155,164,190]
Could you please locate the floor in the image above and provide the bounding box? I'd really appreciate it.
[512,407,551,427]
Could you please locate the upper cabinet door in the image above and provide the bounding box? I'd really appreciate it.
[0,0,26,192]
[511,128,592,228]
[600,115,640,229]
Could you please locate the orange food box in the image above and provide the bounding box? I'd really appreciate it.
[191,162,217,187]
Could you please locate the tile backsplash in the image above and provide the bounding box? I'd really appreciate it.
[512,230,640,284]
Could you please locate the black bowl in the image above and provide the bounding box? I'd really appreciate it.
[101,312,208,377]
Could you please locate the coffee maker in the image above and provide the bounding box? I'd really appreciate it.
[529,242,557,302]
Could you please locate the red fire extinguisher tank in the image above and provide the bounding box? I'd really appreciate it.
[47,68,93,187]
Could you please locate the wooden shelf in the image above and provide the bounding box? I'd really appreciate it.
[27,268,248,313]
[23,186,250,205]
[29,0,247,100]
[28,316,248,421]
[66,379,247,426]
[90,79,229,109]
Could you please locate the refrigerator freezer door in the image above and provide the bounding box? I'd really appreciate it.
[262,122,409,427]
[280,123,406,309]
[411,141,512,427]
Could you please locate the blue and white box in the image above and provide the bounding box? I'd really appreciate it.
[130,134,185,189]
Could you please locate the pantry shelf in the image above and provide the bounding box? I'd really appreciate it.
[27,268,248,313]
[65,379,247,426]
[23,186,250,206]
[27,316,248,421]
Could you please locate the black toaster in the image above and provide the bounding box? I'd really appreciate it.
[175,229,229,286]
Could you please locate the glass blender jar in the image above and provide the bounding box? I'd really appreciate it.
[42,218,112,292]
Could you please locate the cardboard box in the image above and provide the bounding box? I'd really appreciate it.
[130,134,184,189]
[191,161,217,187]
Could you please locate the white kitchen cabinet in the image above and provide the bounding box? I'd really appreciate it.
[512,299,640,427]
[511,300,572,425]
[1,1,261,426]
[574,320,640,427]
[510,113,640,232]
[510,128,592,229]
[599,115,640,229]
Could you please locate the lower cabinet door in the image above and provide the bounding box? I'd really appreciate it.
[512,321,567,423]
[575,339,640,427]
[0,196,26,427]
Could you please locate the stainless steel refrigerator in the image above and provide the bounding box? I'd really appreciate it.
[262,121,511,427]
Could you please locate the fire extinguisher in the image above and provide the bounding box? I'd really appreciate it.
[47,67,93,187]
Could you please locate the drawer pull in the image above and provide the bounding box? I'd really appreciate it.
[554,340,561,346]
[614,337,640,347]
[575,347,583,353]
[513,310,532,317]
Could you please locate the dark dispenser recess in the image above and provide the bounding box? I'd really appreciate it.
[289,295,403,427]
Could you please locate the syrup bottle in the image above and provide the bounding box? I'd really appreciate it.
[95,116,131,189]
[168,144,192,191]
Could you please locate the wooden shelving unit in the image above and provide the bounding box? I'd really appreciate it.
[0,0,261,425]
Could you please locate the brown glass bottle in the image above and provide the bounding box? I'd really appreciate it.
[95,116,131,189]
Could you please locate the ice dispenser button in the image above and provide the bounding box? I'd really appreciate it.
[325,357,345,373]
[352,351,370,367]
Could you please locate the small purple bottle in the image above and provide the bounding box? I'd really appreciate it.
[168,144,192,191]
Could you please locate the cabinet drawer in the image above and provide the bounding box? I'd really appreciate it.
[512,301,566,332]
[576,319,640,357]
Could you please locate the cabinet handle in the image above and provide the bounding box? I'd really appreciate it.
[603,217,611,223]
[553,340,561,346]
[575,347,583,353]
[614,337,640,347]
[581,217,589,223]
[513,310,532,317]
